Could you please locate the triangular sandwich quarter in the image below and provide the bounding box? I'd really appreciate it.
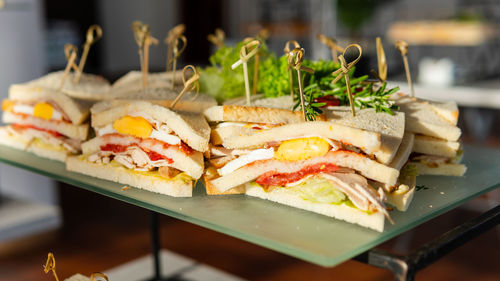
[1,81,92,161]
[66,100,210,197]
[203,104,398,232]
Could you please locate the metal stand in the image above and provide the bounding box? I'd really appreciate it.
[354,204,500,281]
[145,211,192,281]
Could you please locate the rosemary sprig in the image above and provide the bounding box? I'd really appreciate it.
[294,74,400,119]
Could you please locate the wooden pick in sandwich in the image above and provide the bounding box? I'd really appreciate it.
[168,35,187,90]
[207,28,225,48]
[331,44,363,117]
[165,24,186,74]
[316,34,344,63]
[376,37,387,82]
[231,40,261,106]
[90,272,109,281]
[44,253,60,281]
[243,37,261,96]
[170,65,199,109]
[59,44,78,91]
[74,24,102,83]
[132,21,149,90]
[395,40,414,97]
[284,40,301,99]
[287,48,314,121]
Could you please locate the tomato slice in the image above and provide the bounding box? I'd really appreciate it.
[12,124,63,138]
[256,162,339,189]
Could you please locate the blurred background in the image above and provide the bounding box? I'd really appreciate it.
[0,0,499,280]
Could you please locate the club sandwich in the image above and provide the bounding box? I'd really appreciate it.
[66,100,210,197]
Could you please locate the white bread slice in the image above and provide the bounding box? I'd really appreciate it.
[27,139,68,162]
[389,132,415,171]
[209,150,399,193]
[413,135,460,158]
[219,121,381,156]
[81,136,204,179]
[245,183,385,232]
[91,101,210,152]
[9,85,92,125]
[23,71,110,101]
[223,94,296,110]
[0,127,70,162]
[391,93,461,141]
[203,174,245,195]
[111,70,183,92]
[64,274,91,281]
[411,162,467,176]
[0,127,31,150]
[3,112,89,140]
[204,105,314,124]
[385,175,416,212]
[66,156,193,197]
[325,107,405,164]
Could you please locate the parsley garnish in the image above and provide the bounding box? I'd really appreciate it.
[416,185,430,191]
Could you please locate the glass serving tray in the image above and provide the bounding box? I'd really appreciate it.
[0,144,498,267]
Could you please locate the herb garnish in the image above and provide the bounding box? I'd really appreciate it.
[416,185,430,191]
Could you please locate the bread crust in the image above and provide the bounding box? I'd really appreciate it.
[245,183,385,232]
[91,101,210,152]
[204,105,324,124]
[219,121,381,156]
[66,156,193,197]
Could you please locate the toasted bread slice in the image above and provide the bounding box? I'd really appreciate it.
[204,105,317,124]
[111,70,183,92]
[105,88,216,113]
[91,101,210,152]
[217,121,381,156]
[203,174,245,195]
[325,107,405,164]
[411,162,467,176]
[208,150,399,193]
[8,85,92,125]
[413,135,460,158]
[223,94,296,110]
[66,156,193,197]
[3,112,89,140]
[245,182,385,232]
[22,71,110,101]
[391,93,461,141]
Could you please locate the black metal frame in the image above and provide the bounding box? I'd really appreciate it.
[144,204,499,281]
[354,204,500,281]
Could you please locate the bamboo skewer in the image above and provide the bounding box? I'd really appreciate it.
[331,44,363,116]
[395,40,414,97]
[231,40,261,106]
[316,34,344,63]
[207,28,225,48]
[170,65,199,109]
[59,44,78,91]
[44,253,60,281]
[284,40,301,99]
[287,48,314,121]
[74,25,102,83]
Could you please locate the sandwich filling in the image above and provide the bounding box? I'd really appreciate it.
[84,114,202,180]
[207,125,391,218]
[1,99,83,153]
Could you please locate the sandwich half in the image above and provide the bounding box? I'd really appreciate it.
[204,105,398,232]
[1,83,91,161]
[21,71,110,101]
[66,100,210,197]
[391,93,466,176]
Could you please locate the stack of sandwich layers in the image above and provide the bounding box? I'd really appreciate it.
[392,93,466,177]
[204,104,401,232]
[0,72,108,161]
[67,100,210,197]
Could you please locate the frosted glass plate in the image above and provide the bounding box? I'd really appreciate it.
[0,144,498,266]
